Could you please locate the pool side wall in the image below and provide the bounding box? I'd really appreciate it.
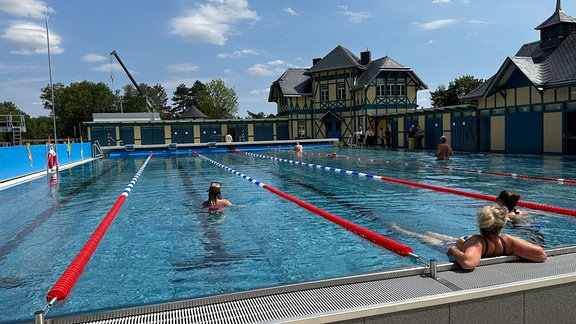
[0,142,92,182]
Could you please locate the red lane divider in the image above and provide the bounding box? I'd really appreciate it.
[268,148,576,185]
[196,151,413,256]
[248,151,576,217]
[264,185,413,256]
[46,153,153,304]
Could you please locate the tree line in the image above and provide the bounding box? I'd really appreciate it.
[1,79,261,141]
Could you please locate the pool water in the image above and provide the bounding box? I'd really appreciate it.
[1,148,576,322]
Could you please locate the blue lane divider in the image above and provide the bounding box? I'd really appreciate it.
[235,151,576,217]
[193,152,415,256]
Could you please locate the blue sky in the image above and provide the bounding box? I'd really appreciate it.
[0,0,573,118]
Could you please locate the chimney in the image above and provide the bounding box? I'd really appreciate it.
[360,50,371,65]
[312,58,321,65]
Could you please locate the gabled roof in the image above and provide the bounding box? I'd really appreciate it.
[350,56,428,91]
[319,110,346,123]
[177,105,207,119]
[305,45,362,74]
[269,45,427,100]
[268,68,311,102]
[462,27,576,100]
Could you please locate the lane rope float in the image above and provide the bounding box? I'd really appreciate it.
[268,148,576,185]
[44,153,153,310]
[194,152,414,257]
[241,151,576,217]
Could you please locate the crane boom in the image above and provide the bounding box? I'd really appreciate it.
[110,50,156,113]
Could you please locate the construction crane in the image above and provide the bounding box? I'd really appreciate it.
[110,50,156,113]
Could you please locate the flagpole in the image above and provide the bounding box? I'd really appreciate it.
[45,7,58,174]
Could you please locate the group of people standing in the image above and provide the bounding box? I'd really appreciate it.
[356,125,453,161]
[353,127,392,149]
[406,126,425,150]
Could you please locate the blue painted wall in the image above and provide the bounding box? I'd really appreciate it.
[0,142,92,182]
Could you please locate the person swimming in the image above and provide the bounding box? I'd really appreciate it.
[294,142,303,152]
[202,182,233,209]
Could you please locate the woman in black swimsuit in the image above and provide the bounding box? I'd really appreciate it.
[446,205,547,270]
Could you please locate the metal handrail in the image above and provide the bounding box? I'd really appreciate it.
[92,140,104,159]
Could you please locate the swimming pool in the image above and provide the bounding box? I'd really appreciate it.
[1,148,576,323]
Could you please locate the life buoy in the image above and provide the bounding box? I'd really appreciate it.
[48,151,58,170]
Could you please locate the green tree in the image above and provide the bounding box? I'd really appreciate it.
[41,81,115,138]
[247,111,266,119]
[430,75,484,107]
[118,83,169,115]
[198,79,238,119]
[190,80,208,106]
[25,116,54,140]
[119,84,147,113]
[149,83,169,117]
[0,101,24,115]
[171,83,196,117]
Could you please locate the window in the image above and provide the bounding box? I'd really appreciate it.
[376,84,385,96]
[320,85,329,101]
[337,84,346,100]
[387,84,395,96]
[396,84,405,96]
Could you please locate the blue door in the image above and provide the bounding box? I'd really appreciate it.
[325,119,341,139]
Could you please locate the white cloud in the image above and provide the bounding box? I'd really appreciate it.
[217,49,258,59]
[432,0,451,4]
[166,63,200,73]
[468,19,488,25]
[169,0,260,45]
[415,19,460,30]
[81,54,106,62]
[0,0,55,19]
[284,7,298,16]
[249,88,270,95]
[1,21,63,55]
[246,60,290,77]
[338,5,371,23]
[267,59,286,66]
[94,62,127,73]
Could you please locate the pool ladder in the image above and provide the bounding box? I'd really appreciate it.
[92,140,104,159]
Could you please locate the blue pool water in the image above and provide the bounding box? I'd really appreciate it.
[1,148,576,322]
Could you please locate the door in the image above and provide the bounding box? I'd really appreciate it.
[325,119,341,140]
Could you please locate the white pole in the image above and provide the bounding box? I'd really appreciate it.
[45,8,59,173]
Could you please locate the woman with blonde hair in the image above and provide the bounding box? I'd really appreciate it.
[447,205,547,270]
[391,205,547,270]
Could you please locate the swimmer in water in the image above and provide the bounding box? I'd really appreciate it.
[202,182,232,209]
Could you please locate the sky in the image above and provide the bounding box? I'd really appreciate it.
[0,0,573,118]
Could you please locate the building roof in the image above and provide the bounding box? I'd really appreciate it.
[462,2,576,100]
[177,105,208,119]
[269,45,427,102]
[268,68,311,102]
[350,56,427,91]
[305,45,363,74]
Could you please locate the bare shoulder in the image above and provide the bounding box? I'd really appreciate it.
[220,199,233,206]
[500,234,547,262]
